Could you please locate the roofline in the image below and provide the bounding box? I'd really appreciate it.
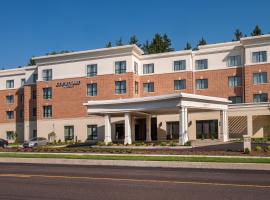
[0,65,36,74]
[240,34,270,41]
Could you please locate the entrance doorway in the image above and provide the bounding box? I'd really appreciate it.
[196,120,218,139]
[135,118,157,141]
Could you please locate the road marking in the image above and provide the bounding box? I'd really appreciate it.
[0,173,269,189]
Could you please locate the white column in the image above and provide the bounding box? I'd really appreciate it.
[104,114,112,144]
[247,115,253,137]
[146,115,152,142]
[220,110,229,142]
[124,113,132,145]
[179,107,188,145]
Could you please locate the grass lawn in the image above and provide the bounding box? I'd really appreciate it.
[0,152,270,164]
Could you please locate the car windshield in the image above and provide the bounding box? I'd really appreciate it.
[30,138,37,141]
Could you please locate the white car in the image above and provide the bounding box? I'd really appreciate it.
[24,137,48,148]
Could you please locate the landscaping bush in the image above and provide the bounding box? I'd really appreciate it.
[184,141,191,146]
[106,142,114,146]
[244,148,250,154]
[255,146,262,151]
[160,142,167,146]
[169,141,177,147]
[266,145,270,152]
[96,141,105,146]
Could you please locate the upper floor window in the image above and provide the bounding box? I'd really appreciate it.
[253,72,267,85]
[143,63,154,74]
[252,51,267,63]
[43,87,52,99]
[6,111,14,120]
[87,83,97,96]
[6,95,14,104]
[42,69,52,81]
[21,78,26,86]
[228,76,242,87]
[253,93,268,103]
[87,125,98,140]
[227,55,241,67]
[32,90,36,100]
[33,107,37,117]
[134,62,138,75]
[174,80,186,90]
[229,96,242,104]
[6,80,14,89]
[135,81,139,94]
[195,59,208,70]
[174,60,186,71]
[115,61,126,74]
[33,74,38,83]
[43,105,52,118]
[87,64,97,77]
[143,82,154,92]
[20,94,24,103]
[115,81,126,94]
[196,79,208,89]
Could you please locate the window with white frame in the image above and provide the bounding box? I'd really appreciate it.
[6,95,14,104]
[42,69,52,81]
[143,63,154,74]
[143,82,154,92]
[115,61,126,74]
[253,93,268,103]
[229,96,242,104]
[87,83,97,96]
[252,51,267,63]
[174,80,186,90]
[6,131,14,140]
[43,87,52,99]
[195,59,208,70]
[228,76,241,87]
[253,72,267,85]
[196,79,208,89]
[87,125,98,140]
[6,80,14,89]
[87,64,97,77]
[21,78,26,86]
[134,62,138,74]
[43,106,52,118]
[6,111,14,120]
[64,126,74,141]
[227,55,241,67]
[115,81,126,94]
[174,60,186,71]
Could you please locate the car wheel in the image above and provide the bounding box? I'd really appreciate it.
[34,143,38,147]
[3,144,7,148]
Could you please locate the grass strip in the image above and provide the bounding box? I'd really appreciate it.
[0,153,269,164]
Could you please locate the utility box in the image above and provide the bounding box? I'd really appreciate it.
[243,135,251,152]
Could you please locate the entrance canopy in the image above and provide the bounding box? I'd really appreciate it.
[84,93,230,115]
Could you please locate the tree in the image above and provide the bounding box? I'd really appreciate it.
[233,29,243,41]
[27,57,35,66]
[115,37,124,46]
[251,25,263,36]
[106,41,112,48]
[129,35,141,47]
[46,50,71,55]
[198,37,207,46]
[184,42,192,50]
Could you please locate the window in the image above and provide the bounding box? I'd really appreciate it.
[42,69,52,81]
[32,108,37,117]
[115,81,126,94]
[6,80,14,89]
[134,62,138,74]
[115,123,125,140]
[174,80,186,90]
[229,96,242,104]
[6,95,14,104]
[64,126,74,141]
[143,63,154,74]
[20,94,24,103]
[227,55,241,67]
[6,111,14,120]
[32,90,36,99]
[6,131,14,140]
[43,87,52,99]
[115,61,126,74]
[43,106,52,118]
[195,59,208,70]
[174,60,186,71]
[135,81,139,94]
[228,76,241,87]
[253,72,267,84]
[253,93,268,103]
[33,74,38,83]
[252,51,267,63]
[87,125,98,140]
[19,109,24,118]
[87,64,97,77]
[21,78,26,86]
[196,79,208,89]
[166,122,179,140]
[143,82,154,92]
[87,83,97,96]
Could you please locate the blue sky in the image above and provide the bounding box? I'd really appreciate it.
[0,0,269,69]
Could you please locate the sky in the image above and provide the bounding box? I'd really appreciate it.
[0,0,269,69]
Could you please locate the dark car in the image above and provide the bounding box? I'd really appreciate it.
[0,139,8,148]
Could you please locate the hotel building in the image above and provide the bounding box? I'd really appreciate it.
[0,34,270,144]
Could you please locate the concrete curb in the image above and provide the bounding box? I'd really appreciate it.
[0,157,270,171]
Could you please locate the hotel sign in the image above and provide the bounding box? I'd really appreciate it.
[56,80,81,88]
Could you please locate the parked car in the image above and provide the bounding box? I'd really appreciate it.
[23,137,48,148]
[0,139,8,148]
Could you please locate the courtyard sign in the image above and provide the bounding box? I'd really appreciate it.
[56,80,81,88]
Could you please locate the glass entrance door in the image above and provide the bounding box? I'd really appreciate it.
[196,120,218,139]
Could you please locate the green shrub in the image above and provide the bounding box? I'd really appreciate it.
[96,141,105,146]
[184,141,191,146]
[255,146,262,151]
[106,142,113,146]
[160,142,167,146]
[169,141,177,147]
[266,146,270,151]
[134,141,145,146]
[244,148,250,154]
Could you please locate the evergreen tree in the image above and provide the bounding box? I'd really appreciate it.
[27,57,35,66]
[198,37,207,46]
[251,25,263,36]
[129,35,140,47]
[233,29,243,41]
[106,41,112,48]
[184,42,192,50]
[115,37,124,46]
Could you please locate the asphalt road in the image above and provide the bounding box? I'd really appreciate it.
[0,163,269,200]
